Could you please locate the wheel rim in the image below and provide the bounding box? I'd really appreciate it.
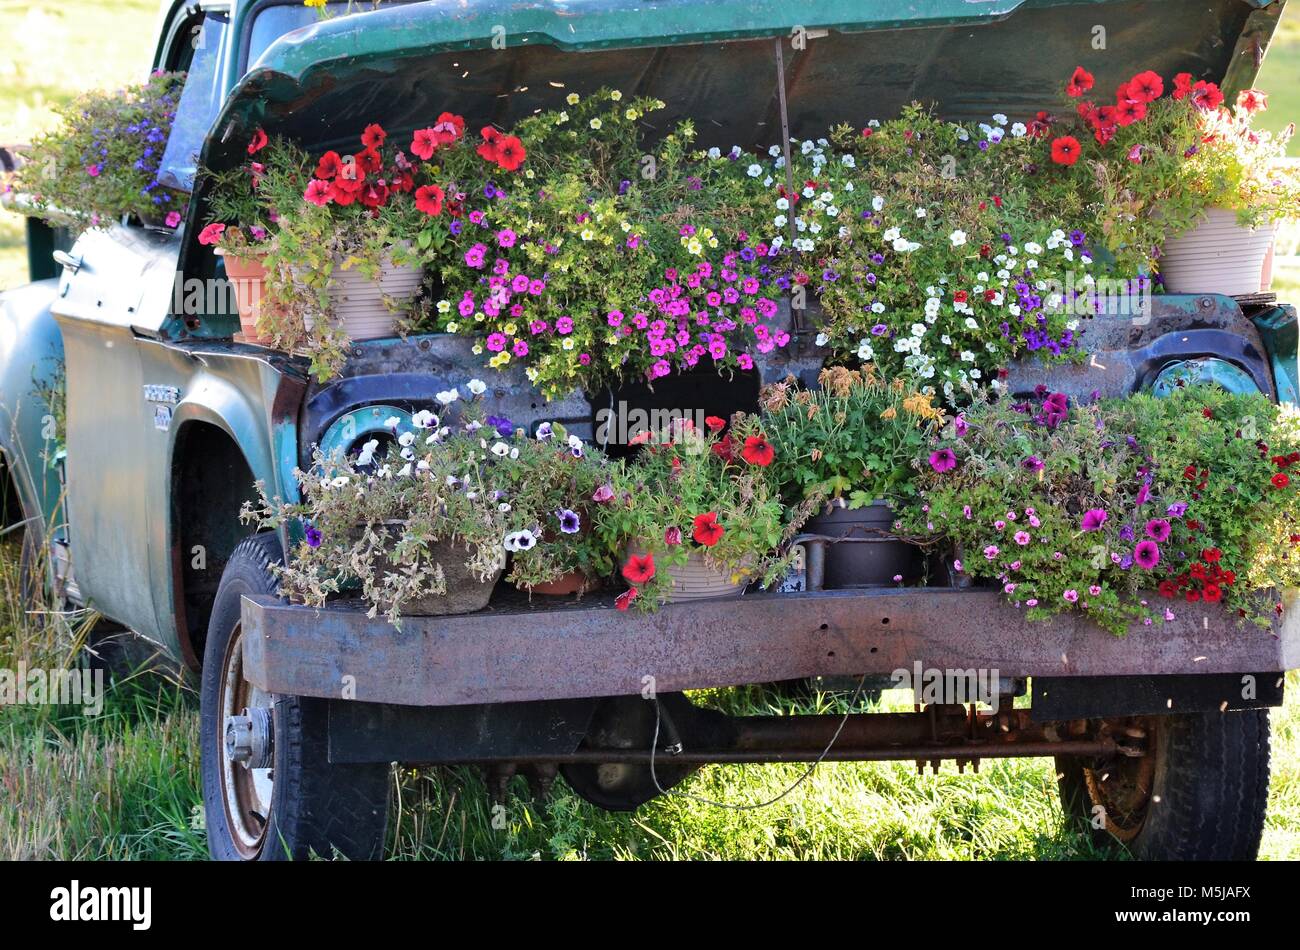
[218,622,275,859]
[1082,721,1157,843]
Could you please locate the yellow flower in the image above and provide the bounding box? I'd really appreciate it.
[589,118,602,130]
[303,0,327,7]
[489,351,512,368]
[503,322,517,336]
[880,406,898,420]
[566,93,580,105]
[445,322,459,333]
[471,344,484,355]
[625,109,639,121]
[436,299,451,314]
[610,90,623,101]
[561,338,576,350]
[580,228,595,241]
[474,311,486,322]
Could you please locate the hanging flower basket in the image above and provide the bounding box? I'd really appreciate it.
[1159,208,1275,296]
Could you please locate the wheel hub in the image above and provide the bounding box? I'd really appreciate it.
[225,707,274,770]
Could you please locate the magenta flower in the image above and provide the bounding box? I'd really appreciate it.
[496,228,516,247]
[1080,508,1108,532]
[983,545,999,560]
[1014,531,1031,546]
[1134,540,1161,569]
[1144,518,1170,542]
[1063,589,1078,603]
[929,449,957,473]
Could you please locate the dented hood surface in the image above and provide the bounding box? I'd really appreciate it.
[207,0,1282,169]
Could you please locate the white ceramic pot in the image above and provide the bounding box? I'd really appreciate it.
[628,547,747,603]
[315,249,423,340]
[1159,207,1275,296]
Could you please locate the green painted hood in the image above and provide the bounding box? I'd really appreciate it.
[210,0,1282,166]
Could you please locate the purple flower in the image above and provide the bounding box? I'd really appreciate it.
[1021,455,1043,471]
[1080,509,1108,532]
[1145,518,1171,542]
[1134,540,1160,569]
[556,509,581,534]
[1166,501,1188,518]
[486,415,514,437]
[592,483,613,503]
[304,525,322,548]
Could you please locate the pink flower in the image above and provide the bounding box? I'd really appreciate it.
[164,211,182,228]
[1014,531,1030,546]
[496,228,516,247]
[592,484,614,503]
[1134,540,1160,569]
[1080,508,1108,532]
[929,449,957,473]
[1089,585,1101,596]
[983,545,999,560]
[952,559,963,572]
[1063,589,1078,603]
[85,164,101,177]
[198,223,226,246]
[1026,599,1039,607]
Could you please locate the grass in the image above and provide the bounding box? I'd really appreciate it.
[0,1,1298,861]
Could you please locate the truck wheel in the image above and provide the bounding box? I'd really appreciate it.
[200,533,390,861]
[1056,710,1270,860]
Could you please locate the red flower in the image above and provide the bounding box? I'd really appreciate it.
[1050,135,1081,166]
[1115,97,1147,126]
[358,180,390,209]
[1183,464,1197,480]
[356,148,383,174]
[1158,580,1178,599]
[431,112,465,144]
[1202,547,1222,563]
[494,135,527,172]
[1065,66,1094,97]
[711,437,734,463]
[414,184,445,216]
[391,170,415,193]
[1172,72,1193,100]
[705,415,727,432]
[953,290,969,304]
[622,552,656,585]
[410,129,439,161]
[615,587,638,611]
[303,179,332,207]
[1203,583,1223,604]
[361,123,386,150]
[329,177,363,205]
[1191,80,1224,111]
[664,526,682,546]
[247,127,268,155]
[314,151,343,179]
[1236,89,1268,116]
[1186,589,1202,603]
[1202,407,1214,418]
[1272,472,1290,489]
[741,434,775,466]
[1126,70,1164,103]
[476,126,502,163]
[692,512,724,547]
[198,222,226,245]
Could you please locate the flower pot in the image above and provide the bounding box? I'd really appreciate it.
[1159,208,1275,296]
[802,500,923,589]
[317,249,423,340]
[629,547,747,603]
[221,251,269,343]
[519,569,597,596]
[362,522,501,616]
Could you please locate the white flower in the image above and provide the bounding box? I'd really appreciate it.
[467,379,487,396]
[707,147,721,160]
[416,460,430,473]
[1025,241,1043,255]
[870,301,885,313]
[436,389,459,405]
[398,431,415,447]
[892,237,914,253]
[383,416,401,430]
[856,341,875,361]
[911,323,927,338]
[398,463,412,477]
[330,476,349,488]
[775,197,790,211]
[747,163,763,177]
[868,119,880,128]
[961,350,975,363]
[882,226,900,242]
[773,214,787,228]
[915,207,927,218]
[941,334,952,345]
[955,126,969,141]
[377,464,391,479]
[1010,122,1027,137]
[988,127,1004,144]
[490,441,509,457]
[503,529,537,552]
[949,229,967,247]
[815,332,829,346]
[826,205,839,217]
[992,113,1007,126]
[411,409,439,429]
[841,154,856,167]
[872,195,885,212]
[768,144,782,157]
[355,438,379,466]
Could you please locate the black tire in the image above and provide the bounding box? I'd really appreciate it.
[1056,710,1270,860]
[200,533,390,861]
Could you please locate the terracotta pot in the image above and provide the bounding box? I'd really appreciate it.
[1159,207,1275,296]
[519,569,596,596]
[313,247,422,340]
[360,521,501,616]
[628,546,747,603]
[222,252,269,343]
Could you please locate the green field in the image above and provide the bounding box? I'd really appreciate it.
[1,1,1299,861]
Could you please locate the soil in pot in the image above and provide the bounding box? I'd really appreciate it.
[1159,208,1275,296]
[802,501,924,589]
[221,251,269,343]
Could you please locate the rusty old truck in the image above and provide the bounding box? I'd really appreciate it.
[1,0,1296,861]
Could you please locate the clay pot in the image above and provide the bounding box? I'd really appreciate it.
[222,252,269,343]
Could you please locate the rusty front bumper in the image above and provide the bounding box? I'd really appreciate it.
[239,588,1300,707]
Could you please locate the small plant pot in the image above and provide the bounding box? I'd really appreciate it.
[519,569,597,596]
[801,500,923,589]
[628,546,747,603]
[362,522,501,616]
[1159,207,1276,296]
[317,248,422,340]
[221,251,269,343]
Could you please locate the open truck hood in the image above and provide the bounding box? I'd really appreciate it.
[175,0,1284,336]
[208,0,1282,166]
